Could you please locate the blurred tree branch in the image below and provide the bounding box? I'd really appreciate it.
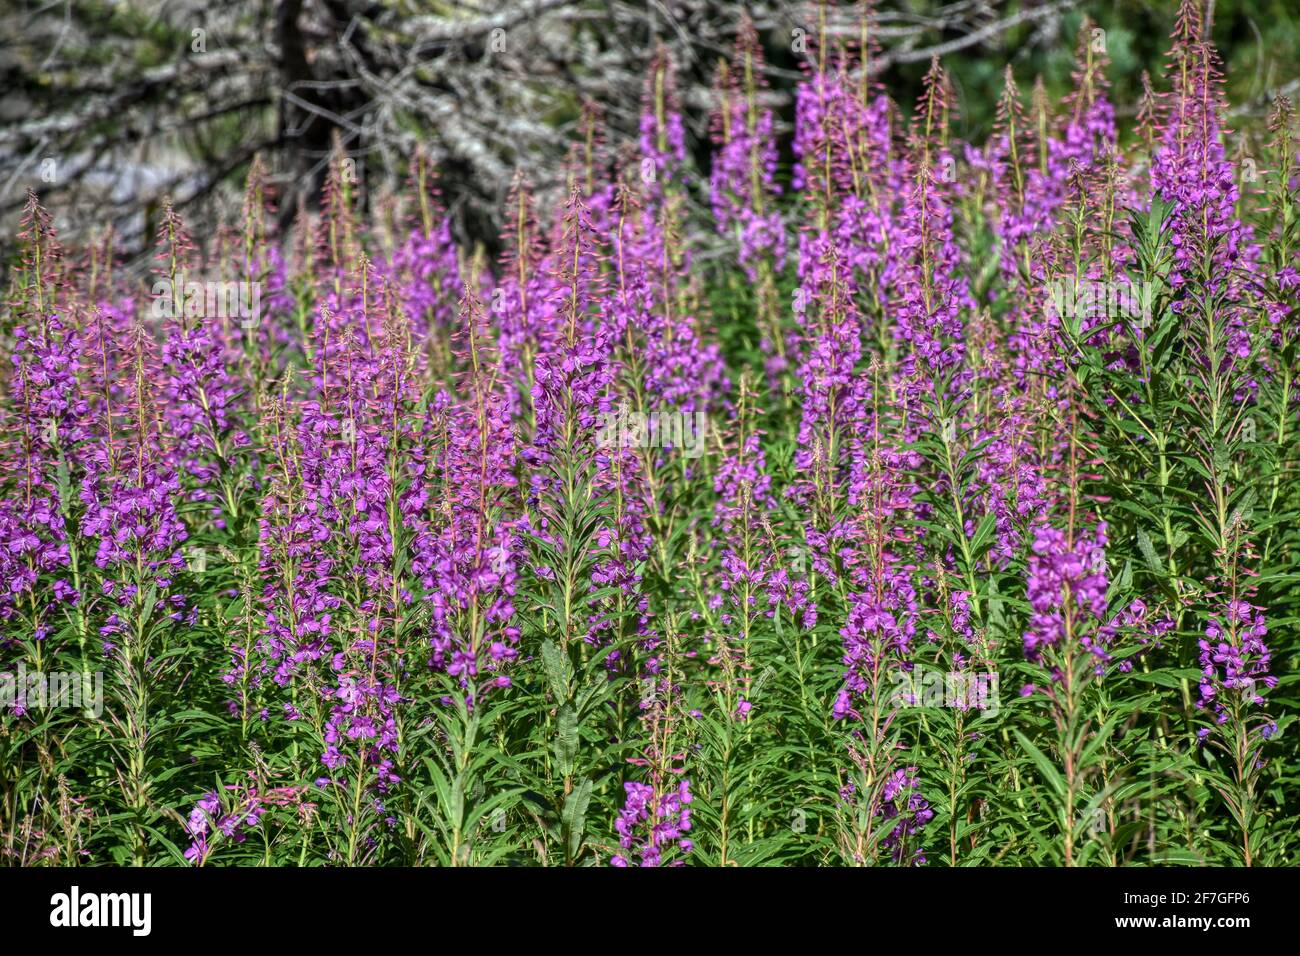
[2,0,1103,261]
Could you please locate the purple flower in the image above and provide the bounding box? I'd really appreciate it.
[611,778,693,867]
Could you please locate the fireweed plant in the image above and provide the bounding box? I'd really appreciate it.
[1,2,1298,867]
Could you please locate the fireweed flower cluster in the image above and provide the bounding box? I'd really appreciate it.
[183,789,263,865]
[1193,523,1277,783]
[1,0,1296,869]
[423,289,521,698]
[710,15,785,282]
[612,634,694,867]
[182,780,311,865]
[1150,3,1259,297]
[640,46,688,201]
[78,321,189,596]
[1022,522,1113,671]
[0,312,83,617]
[611,778,694,867]
[1199,601,1274,729]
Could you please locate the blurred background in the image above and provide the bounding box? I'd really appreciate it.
[2,0,1296,265]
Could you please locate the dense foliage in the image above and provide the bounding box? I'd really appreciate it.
[2,1,1297,867]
